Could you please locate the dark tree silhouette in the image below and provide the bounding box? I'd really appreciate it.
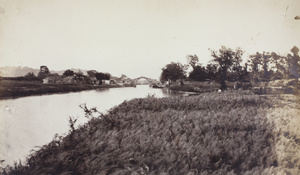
[231,48,244,81]
[206,63,218,81]
[186,54,208,81]
[270,52,286,79]
[37,66,50,80]
[189,65,207,81]
[249,52,262,84]
[24,72,39,81]
[63,69,75,77]
[186,54,199,69]
[261,52,272,79]
[210,46,243,90]
[287,46,300,79]
[87,70,97,77]
[73,71,85,83]
[160,62,186,84]
[249,52,273,80]
[95,72,111,85]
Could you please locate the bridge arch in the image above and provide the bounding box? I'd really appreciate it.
[133,76,158,85]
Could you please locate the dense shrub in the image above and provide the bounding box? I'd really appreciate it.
[6,91,279,174]
[169,81,220,93]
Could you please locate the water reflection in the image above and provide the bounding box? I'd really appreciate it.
[0,85,179,167]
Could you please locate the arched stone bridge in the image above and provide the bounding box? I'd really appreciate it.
[132,76,159,85]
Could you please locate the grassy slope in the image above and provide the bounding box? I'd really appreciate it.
[5,91,300,174]
[265,94,300,174]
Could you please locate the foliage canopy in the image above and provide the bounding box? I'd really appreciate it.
[160,62,186,84]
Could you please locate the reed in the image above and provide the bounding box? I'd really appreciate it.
[4,91,300,174]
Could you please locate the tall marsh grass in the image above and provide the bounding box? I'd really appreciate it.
[5,91,299,174]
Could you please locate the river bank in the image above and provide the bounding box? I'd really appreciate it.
[5,90,299,174]
[167,79,300,95]
[0,80,135,99]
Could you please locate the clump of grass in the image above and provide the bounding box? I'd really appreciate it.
[6,91,285,174]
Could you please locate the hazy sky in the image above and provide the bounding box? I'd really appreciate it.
[0,0,299,79]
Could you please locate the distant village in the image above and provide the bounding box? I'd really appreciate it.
[38,66,134,86]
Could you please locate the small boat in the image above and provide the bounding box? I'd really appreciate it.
[150,83,165,88]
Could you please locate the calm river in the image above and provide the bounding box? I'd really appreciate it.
[0,85,179,167]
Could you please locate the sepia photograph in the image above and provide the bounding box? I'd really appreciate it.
[0,0,300,174]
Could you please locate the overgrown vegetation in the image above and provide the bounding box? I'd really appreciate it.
[5,91,298,174]
[169,81,221,93]
[161,46,300,93]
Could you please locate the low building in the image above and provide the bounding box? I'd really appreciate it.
[43,74,61,84]
[102,80,111,85]
[90,77,100,85]
[61,76,76,84]
[43,77,60,84]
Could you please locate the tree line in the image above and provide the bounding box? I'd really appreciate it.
[160,46,300,90]
[2,67,111,85]
[44,68,111,85]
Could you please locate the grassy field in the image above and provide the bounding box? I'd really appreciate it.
[0,80,124,99]
[4,90,300,174]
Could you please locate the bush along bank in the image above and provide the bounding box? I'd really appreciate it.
[6,91,285,174]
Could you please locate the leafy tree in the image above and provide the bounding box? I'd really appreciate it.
[37,66,50,80]
[87,70,97,77]
[186,54,208,81]
[286,46,300,79]
[84,76,92,84]
[249,52,262,72]
[86,70,111,85]
[206,63,218,81]
[248,52,262,83]
[189,65,207,81]
[40,66,50,74]
[160,62,186,84]
[63,69,75,77]
[95,72,111,85]
[210,46,243,90]
[249,52,273,80]
[95,72,110,80]
[74,71,85,83]
[186,54,199,69]
[24,72,35,78]
[242,63,250,81]
[248,46,300,80]
[24,72,39,81]
[230,48,244,81]
[261,52,272,79]
[270,52,287,79]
